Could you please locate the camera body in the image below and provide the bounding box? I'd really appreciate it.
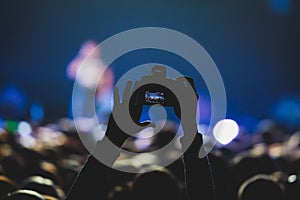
[131,66,181,107]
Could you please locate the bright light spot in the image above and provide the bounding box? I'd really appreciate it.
[134,138,152,151]
[18,121,32,136]
[136,127,156,138]
[77,59,105,88]
[269,144,283,158]
[288,174,297,183]
[19,135,36,148]
[213,119,239,145]
[37,127,66,147]
[75,117,97,132]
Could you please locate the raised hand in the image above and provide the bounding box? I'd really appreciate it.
[172,76,201,157]
[106,80,154,148]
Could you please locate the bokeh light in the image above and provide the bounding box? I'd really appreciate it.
[288,174,297,183]
[17,121,32,136]
[30,102,44,122]
[5,120,18,134]
[213,119,239,145]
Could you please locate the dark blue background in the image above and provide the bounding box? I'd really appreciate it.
[1,0,299,128]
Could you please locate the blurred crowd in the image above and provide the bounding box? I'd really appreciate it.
[0,118,89,199]
[0,117,299,200]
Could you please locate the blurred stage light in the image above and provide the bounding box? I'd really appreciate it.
[288,174,297,183]
[213,119,239,145]
[134,128,154,151]
[197,95,211,125]
[18,121,32,136]
[268,0,292,14]
[5,120,18,133]
[273,97,300,128]
[30,102,44,122]
[19,135,36,148]
[0,85,28,120]
[134,138,152,151]
[0,118,4,128]
[198,124,209,135]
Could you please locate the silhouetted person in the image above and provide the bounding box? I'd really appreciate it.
[66,67,216,200]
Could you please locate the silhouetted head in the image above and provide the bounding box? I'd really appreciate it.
[131,167,180,200]
[20,176,61,199]
[232,153,275,187]
[238,174,284,200]
[0,153,25,182]
[3,189,45,200]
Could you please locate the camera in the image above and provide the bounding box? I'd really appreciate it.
[130,65,195,108]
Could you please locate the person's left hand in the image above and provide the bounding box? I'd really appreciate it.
[106,80,155,148]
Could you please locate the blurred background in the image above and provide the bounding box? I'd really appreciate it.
[1,0,299,132]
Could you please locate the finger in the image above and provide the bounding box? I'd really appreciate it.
[132,80,140,91]
[114,86,120,104]
[179,76,198,99]
[122,80,133,103]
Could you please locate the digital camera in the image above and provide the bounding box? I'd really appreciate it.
[130,65,195,108]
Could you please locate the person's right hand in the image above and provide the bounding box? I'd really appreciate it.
[172,76,202,157]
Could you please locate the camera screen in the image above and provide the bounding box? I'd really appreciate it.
[145,91,165,105]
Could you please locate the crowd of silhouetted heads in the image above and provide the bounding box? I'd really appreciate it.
[0,117,299,200]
